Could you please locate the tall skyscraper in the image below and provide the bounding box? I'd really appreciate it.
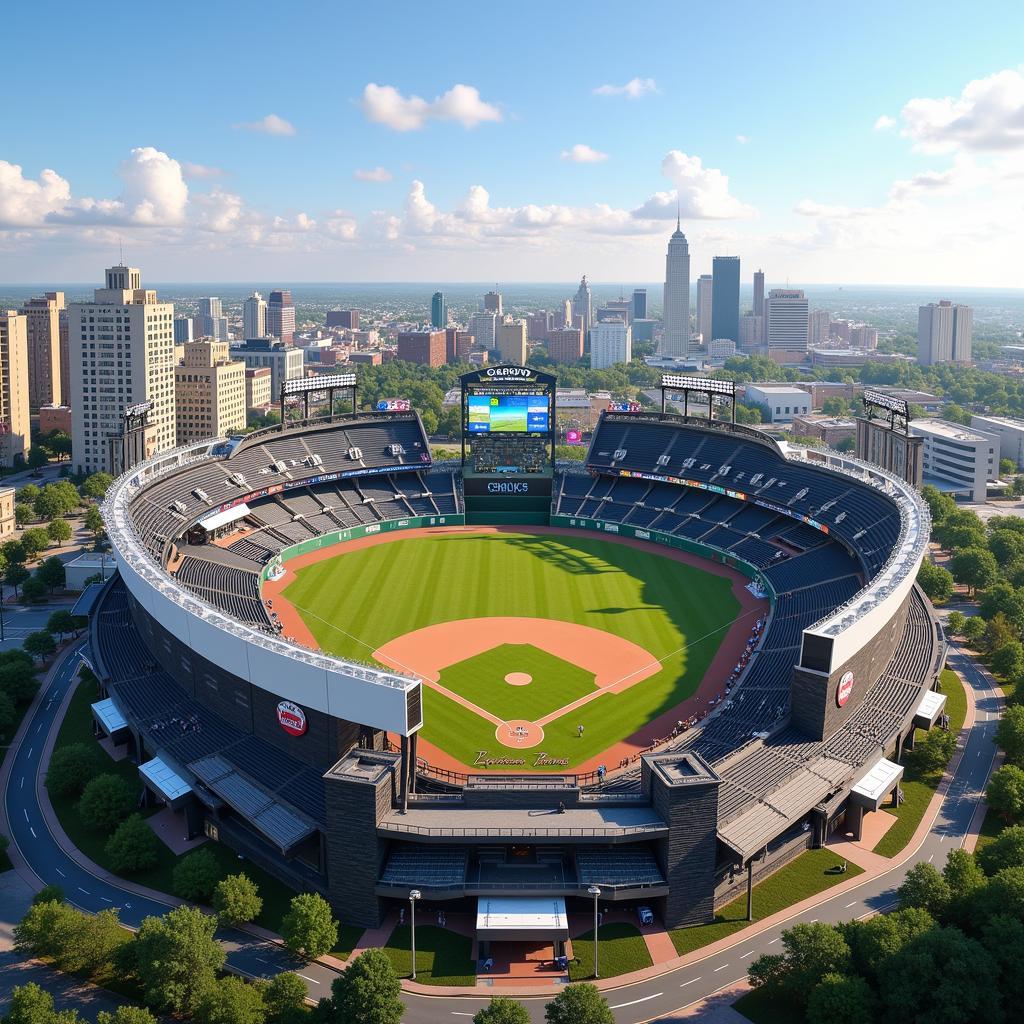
[711,256,740,344]
[764,289,810,353]
[174,340,246,444]
[0,311,30,467]
[199,296,223,338]
[590,320,632,369]
[572,276,593,341]
[468,311,498,351]
[267,290,295,345]
[483,289,503,315]
[662,216,691,356]
[918,301,972,366]
[326,310,360,330]
[173,315,194,345]
[70,266,176,474]
[753,270,765,319]
[632,288,648,321]
[558,299,573,328]
[243,291,267,340]
[808,309,830,347]
[695,274,713,343]
[20,291,64,408]
[431,291,447,330]
[497,320,528,364]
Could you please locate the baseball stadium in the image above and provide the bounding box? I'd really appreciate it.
[90,365,945,951]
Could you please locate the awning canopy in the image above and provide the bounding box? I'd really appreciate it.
[197,503,250,532]
[851,756,904,811]
[914,689,947,729]
[73,581,107,618]
[91,697,128,737]
[476,897,569,942]
[139,756,193,807]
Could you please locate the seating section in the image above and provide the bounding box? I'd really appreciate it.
[379,846,469,888]
[576,849,665,887]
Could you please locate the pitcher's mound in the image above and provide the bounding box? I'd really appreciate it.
[498,720,544,748]
[505,672,533,686]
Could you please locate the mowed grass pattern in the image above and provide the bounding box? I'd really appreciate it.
[284,532,741,767]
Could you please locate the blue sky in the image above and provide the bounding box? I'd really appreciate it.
[2,0,1024,284]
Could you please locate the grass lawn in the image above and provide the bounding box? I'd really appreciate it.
[974,803,1006,853]
[284,531,741,769]
[568,922,652,981]
[333,924,365,960]
[733,985,804,1024]
[381,924,476,985]
[669,848,863,956]
[48,680,300,933]
[873,667,968,858]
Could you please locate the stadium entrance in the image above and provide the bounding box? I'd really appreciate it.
[460,365,556,524]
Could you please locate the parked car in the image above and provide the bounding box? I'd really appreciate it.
[637,905,654,926]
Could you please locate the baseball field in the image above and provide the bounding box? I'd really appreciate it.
[280,528,752,771]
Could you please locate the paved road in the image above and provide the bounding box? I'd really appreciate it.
[1,643,1001,1021]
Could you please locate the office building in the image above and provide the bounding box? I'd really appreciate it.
[590,320,631,370]
[245,368,273,412]
[70,266,176,475]
[918,301,973,366]
[547,327,584,365]
[600,298,633,325]
[739,314,763,352]
[632,288,648,321]
[199,296,223,339]
[971,415,1024,470]
[267,290,296,346]
[662,217,691,356]
[557,299,573,328]
[231,337,304,396]
[764,289,810,353]
[20,291,64,408]
[174,340,247,445]
[173,315,194,344]
[830,318,851,345]
[497,320,528,364]
[744,384,811,423]
[397,330,446,367]
[850,325,878,350]
[527,312,551,340]
[910,418,997,502]
[711,256,740,344]
[809,309,831,347]
[0,311,30,467]
[631,319,656,343]
[327,310,360,330]
[483,289,503,315]
[243,291,267,340]
[708,338,736,363]
[753,269,765,320]
[57,305,69,409]
[695,274,713,344]
[467,312,498,352]
[431,291,447,330]
[445,328,473,363]
[572,276,593,341]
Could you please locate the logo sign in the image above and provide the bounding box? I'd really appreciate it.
[485,366,533,379]
[607,401,641,413]
[836,671,854,708]
[376,398,411,412]
[566,429,583,444]
[276,701,307,736]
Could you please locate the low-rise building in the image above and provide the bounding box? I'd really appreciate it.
[970,414,1024,470]
[910,418,999,503]
[39,404,72,435]
[791,414,857,447]
[245,367,273,413]
[743,384,812,423]
[0,486,14,538]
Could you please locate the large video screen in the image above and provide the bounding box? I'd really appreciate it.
[468,394,550,434]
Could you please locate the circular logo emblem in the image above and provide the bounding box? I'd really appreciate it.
[836,671,854,708]
[276,700,307,736]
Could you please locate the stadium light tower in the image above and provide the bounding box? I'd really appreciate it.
[409,889,422,979]
[588,884,601,977]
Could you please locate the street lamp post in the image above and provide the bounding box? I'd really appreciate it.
[409,889,421,980]
[588,885,601,978]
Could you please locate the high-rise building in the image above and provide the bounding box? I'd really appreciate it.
[590,320,632,369]
[497,320,528,364]
[70,266,176,474]
[918,301,972,366]
[445,328,473,363]
[243,291,267,340]
[572,276,593,341]
[547,327,584,365]
[397,330,446,367]
[662,217,691,356]
[527,312,551,340]
[711,256,740,344]
[431,291,447,330]
[0,311,30,467]
[174,340,247,444]
[20,291,64,408]
[199,296,223,339]
[267,290,295,346]
[764,289,809,353]
[632,288,648,321]
[739,313,763,352]
[753,269,765,319]
[850,325,879,350]
[483,289,503,315]
[231,338,304,396]
[57,305,69,408]
[695,274,713,344]
[558,299,573,328]
[809,309,831,347]
[245,367,273,412]
[326,310,360,330]
[601,298,633,325]
[173,315,194,345]
[468,312,498,351]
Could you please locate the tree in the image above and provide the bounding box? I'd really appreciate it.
[5,562,30,597]
[280,892,338,960]
[0,688,17,736]
[978,915,1024,1009]
[473,997,531,1024]
[192,976,266,1024]
[81,472,114,500]
[105,814,160,873]
[20,528,50,559]
[43,431,72,461]
[128,905,225,1013]
[47,609,78,638]
[946,610,967,636]
[34,481,80,520]
[997,705,1024,766]
[544,983,614,1024]
[20,577,47,604]
[77,774,136,832]
[917,561,954,604]
[329,948,404,1024]
[987,765,1024,824]
[897,862,951,918]
[949,547,998,595]
[840,907,934,982]
[964,614,988,645]
[943,849,987,922]
[983,612,1017,656]
[17,484,41,506]
[977,825,1024,876]
[47,518,72,547]
[988,529,1024,567]
[1001,457,1017,477]
[96,1009,159,1024]
[263,973,308,1024]
[213,872,263,926]
[979,580,1024,631]
[172,847,223,903]
[46,742,101,797]
[15,502,34,527]
[3,983,74,1024]
[85,504,105,536]
[806,972,875,1024]
[910,728,956,773]
[15,900,125,975]
[26,446,49,470]
[2,538,26,565]
[1013,476,1024,498]
[23,630,56,662]
[32,883,65,905]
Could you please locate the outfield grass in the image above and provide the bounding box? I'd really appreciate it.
[872,667,968,858]
[284,531,741,768]
[382,924,476,985]
[568,922,652,981]
[669,848,863,956]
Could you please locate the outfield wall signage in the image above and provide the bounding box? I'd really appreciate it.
[462,476,553,497]
[836,671,855,708]
[277,700,308,736]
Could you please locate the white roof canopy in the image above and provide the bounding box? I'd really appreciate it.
[851,756,904,810]
[198,502,250,532]
[476,897,569,940]
[915,689,947,727]
[91,698,127,735]
[139,756,192,803]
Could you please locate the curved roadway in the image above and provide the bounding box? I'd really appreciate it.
[2,643,1000,1022]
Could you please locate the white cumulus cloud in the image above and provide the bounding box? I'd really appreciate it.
[632,151,756,220]
[874,115,896,131]
[735,134,750,144]
[182,162,224,179]
[593,77,659,98]
[235,113,296,136]
[354,166,393,182]
[561,144,609,163]
[0,162,71,226]
[361,83,501,131]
